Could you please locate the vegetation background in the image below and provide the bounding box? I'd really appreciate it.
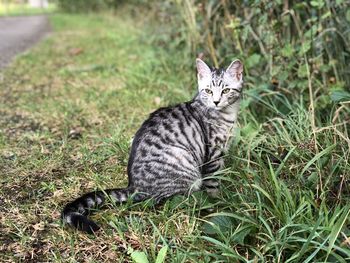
[1,0,350,262]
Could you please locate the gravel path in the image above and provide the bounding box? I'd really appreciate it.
[0,15,50,70]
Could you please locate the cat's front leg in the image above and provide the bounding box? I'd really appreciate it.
[202,158,224,197]
[203,178,220,197]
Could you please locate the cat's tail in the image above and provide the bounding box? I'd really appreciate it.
[61,188,132,234]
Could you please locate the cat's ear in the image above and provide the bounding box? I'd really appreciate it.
[196,58,211,80]
[226,60,243,81]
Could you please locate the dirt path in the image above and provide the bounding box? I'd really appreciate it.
[0,15,50,70]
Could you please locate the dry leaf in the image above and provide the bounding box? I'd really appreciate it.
[32,222,45,231]
[69,47,84,56]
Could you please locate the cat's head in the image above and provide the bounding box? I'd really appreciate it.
[196,58,243,110]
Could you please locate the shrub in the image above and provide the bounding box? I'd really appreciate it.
[148,0,350,119]
[57,0,126,13]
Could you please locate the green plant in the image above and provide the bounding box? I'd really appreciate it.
[56,0,127,13]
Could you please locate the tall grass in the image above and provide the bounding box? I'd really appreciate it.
[153,0,350,116]
[138,0,350,261]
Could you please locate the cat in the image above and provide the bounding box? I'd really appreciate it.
[61,58,243,234]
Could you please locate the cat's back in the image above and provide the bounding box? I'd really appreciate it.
[127,101,206,178]
[133,101,201,142]
[130,102,194,151]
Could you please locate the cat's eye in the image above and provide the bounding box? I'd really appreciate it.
[222,88,230,94]
[205,89,213,94]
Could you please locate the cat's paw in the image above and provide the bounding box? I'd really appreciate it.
[205,187,220,198]
[203,178,220,188]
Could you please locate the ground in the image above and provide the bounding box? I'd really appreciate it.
[0,11,203,262]
[0,6,349,263]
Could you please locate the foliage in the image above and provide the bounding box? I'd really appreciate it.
[138,0,350,261]
[150,0,350,118]
[0,1,56,16]
[57,0,107,13]
[56,0,126,13]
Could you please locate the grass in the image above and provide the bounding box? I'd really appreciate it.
[0,5,350,263]
[0,2,56,16]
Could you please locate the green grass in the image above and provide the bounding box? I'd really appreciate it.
[1,6,350,263]
[0,2,56,16]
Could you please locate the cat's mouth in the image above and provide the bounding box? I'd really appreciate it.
[211,104,224,110]
[212,98,240,110]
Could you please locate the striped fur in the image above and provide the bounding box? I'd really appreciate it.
[61,59,243,233]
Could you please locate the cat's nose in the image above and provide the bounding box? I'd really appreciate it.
[214,101,220,106]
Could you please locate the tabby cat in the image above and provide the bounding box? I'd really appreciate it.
[62,58,244,234]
